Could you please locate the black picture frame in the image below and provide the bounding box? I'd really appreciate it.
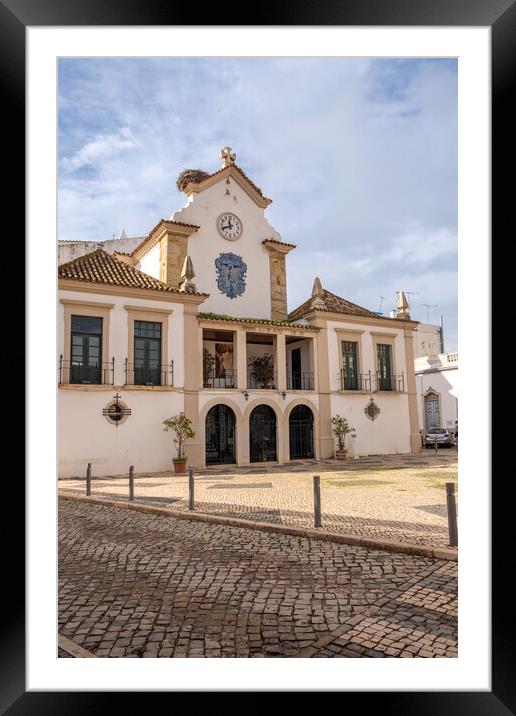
[7,0,508,710]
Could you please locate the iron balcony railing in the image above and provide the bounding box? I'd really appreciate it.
[339,370,372,391]
[374,371,405,392]
[287,371,315,390]
[124,359,174,387]
[203,369,237,389]
[247,370,278,390]
[58,355,114,385]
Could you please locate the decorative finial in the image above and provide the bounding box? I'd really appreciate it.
[220,146,236,168]
[179,256,197,293]
[396,291,410,320]
[311,277,325,309]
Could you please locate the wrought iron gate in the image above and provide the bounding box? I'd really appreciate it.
[289,405,314,459]
[250,405,277,462]
[205,404,236,465]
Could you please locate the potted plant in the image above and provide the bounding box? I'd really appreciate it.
[331,415,354,459]
[250,353,275,388]
[203,348,216,388]
[162,413,195,474]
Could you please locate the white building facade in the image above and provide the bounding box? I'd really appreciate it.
[58,149,422,477]
[415,352,459,435]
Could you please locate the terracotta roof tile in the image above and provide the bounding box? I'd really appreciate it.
[58,248,207,296]
[288,288,377,321]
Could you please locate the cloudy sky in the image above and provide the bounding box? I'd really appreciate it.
[58,58,457,349]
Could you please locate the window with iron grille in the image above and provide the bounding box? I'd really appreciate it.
[134,320,162,385]
[377,343,392,390]
[70,315,102,384]
[342,341,358,390]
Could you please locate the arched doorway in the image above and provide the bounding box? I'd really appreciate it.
[249,405,277,462]
[424,392,440,430]
[289,405,314,459]
[205,404,236,465]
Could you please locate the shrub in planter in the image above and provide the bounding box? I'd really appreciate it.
[250,353,275,388]
[331,415,354,459]
[162,413,195,473]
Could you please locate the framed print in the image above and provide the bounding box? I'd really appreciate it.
[6,0,511,709]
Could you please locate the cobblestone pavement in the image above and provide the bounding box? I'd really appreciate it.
[58,500,457,658]
[59,453,458,549]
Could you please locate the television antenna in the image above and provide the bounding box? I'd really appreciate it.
[378,296,385,313]
[420,303,438,323]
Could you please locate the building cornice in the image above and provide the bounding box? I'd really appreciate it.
[198,312,320,332]
[131,219,200,262]
[59,279,209,305]
[300,310,419,331]
[262,239,296,254]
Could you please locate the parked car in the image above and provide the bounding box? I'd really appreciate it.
[424,427,453,448]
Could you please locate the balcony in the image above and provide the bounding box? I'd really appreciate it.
[339,370,372,392]
[203,328,236,390]
[203,368,237,389]
[287,371,314,390]
[124,360,174,387]
[374,372,405,392]
[59,356,114,385]
[247,367,277,390]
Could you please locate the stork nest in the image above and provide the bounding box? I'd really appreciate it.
[176,169,210,192]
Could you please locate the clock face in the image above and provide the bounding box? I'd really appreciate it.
[217,213,242,240]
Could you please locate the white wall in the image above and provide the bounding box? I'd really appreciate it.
[59,390,184,477]
[138,243,160,279]
[58,288,186,477]
[326,320,408,392]
[172,179,281,318]
[330,393,411,456]
[415,354,459,431]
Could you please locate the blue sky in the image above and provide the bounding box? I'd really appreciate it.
[58,58,457,349]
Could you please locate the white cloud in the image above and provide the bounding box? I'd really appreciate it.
[60,127,139,173]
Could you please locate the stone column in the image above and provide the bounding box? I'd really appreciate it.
[236,328,247,390]
[183,303,202,467]
[276,332,287,391]
[313,316,334,459]
[403,325,422,453]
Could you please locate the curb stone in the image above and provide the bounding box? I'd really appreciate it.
[58,634,97,658]
[58,491,458,562]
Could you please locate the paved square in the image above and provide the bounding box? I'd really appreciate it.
[59,452,458,548]
[59,499,457,658]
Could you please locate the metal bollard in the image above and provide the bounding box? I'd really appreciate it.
[313,475,322,528]
[446,482,458,547]
[86,463,92,496]
[435,436,438,452]
[188,467,194,511]
[129,465,134,502]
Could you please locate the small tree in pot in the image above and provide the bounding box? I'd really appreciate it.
[163,413,195,474]
[250,353,275,388]
[331,415,354,459]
